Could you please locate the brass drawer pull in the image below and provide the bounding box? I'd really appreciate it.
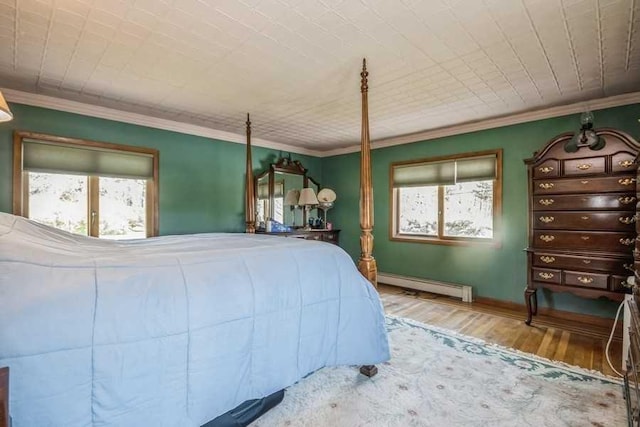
[540,256,555,263]
[576,163,592,170]
[539,216,554,223]
[624,263,634,271]
[539,199,554,206]
[619,216,636,224]
[619,160,635,168]
[581,180,589,184]
[538,166,554,174]
[580,236,590,241]
[619,196,636,205]
[577,276,594,284]
[538,272,554,280]
[620,238,635,246]
[539,183,554,190]
[582,259,591,264]
[618,178,636,185]
[539,235,555,242]
[581,216,589,220]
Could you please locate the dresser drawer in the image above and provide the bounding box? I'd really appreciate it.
[531,267,561,284]
[563,270,608,289]
[305,233,323,241]
[563,157,606,176]
[610,275,630,292]
[533,230,636,252]
[532,159,559,178]
[532,252,632,274]
[611,152,637,173]
[532,193,637,211]
[322,232,339,244]
[533,211,636,231]
[534,175,636,195]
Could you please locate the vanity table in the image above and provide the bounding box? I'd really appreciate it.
[257,229,340,245]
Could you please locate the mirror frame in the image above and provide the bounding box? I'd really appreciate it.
[255,157,318,228]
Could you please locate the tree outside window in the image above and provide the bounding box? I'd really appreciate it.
[391,149,502,246]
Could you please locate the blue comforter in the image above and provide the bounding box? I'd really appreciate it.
[0,213,389,426]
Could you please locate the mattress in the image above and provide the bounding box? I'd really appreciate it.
[0,212,389,426]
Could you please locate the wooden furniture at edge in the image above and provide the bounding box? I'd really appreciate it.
[524,128,640,325]
[625,286,640,426]
[0,367,8,427]
[258,229,340,245]
[244,59,378,378]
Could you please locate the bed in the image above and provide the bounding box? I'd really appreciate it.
[0,60,387,427]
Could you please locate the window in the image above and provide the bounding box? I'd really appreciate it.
[13,131,159,238]
[256,180,284,223]
[390,149,502,246]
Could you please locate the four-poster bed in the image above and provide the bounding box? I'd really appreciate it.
[244,59,381,379]
[0,60,388,427]
[245,59,377,284]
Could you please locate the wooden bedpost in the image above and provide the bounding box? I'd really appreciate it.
[357,58,378,288]
[358,59,379,378]
[245,113,256,233]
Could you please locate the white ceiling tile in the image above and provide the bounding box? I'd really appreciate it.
[94,0,130,16]
[1,0,638,149]
[53,8,86,29]
[126,6,159,28]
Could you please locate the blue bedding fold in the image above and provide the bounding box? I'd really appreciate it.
[0,213,389,426]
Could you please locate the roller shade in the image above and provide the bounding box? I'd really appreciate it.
[393,154,497,187]
[273,182,283,198]
[23,140,154,179]
[456,155,497,183]
[393,161,455,187]
[257,182,284,200]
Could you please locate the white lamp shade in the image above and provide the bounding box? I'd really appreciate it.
[317,188,337,203]
[0,91,13,122]
[284,189,300,206]
[298,187,318,205]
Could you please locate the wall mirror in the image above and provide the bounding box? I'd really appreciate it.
[255,157,320,229]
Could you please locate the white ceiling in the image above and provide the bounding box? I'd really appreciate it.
[0,0,638,151]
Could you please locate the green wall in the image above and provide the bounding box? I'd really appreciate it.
[0,103,322,235]
[3,101,640,317]
[322,104,640,317]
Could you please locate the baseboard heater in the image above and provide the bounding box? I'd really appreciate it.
[378,272,473,303]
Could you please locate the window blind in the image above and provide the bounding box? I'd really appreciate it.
[257,182,284,199]
[456,155,497,183]
[23,140,154,179]
[393,154,497,187]
[393,161,455,187]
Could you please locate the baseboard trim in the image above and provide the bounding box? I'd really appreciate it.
[474,296,621,341]
[381,283,621,341]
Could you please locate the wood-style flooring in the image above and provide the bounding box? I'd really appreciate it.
[378,284,623,377]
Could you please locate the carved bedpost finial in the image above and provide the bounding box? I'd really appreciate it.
[245,113,256,234]
[360,58,368,93]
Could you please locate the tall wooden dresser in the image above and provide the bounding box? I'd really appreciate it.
[524,128,640,325]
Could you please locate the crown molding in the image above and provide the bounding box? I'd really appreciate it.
[320,91,640,157]
[4,88,639,159]
[1,88,325,157]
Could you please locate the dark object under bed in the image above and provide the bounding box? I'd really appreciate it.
[202,389,285,427]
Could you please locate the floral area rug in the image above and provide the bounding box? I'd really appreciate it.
[252,316,625,427]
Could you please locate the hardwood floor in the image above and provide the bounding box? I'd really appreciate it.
[378,284,623,377]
